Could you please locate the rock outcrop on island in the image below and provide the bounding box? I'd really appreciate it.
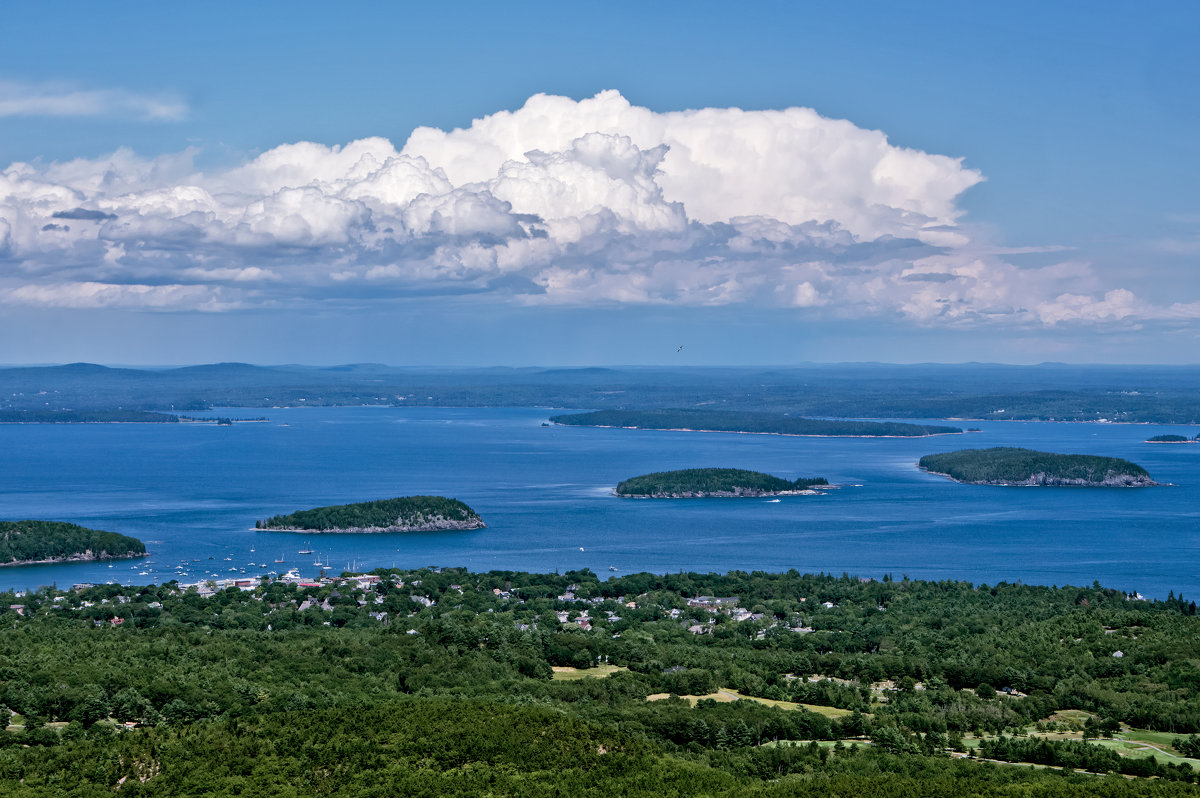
[256,496,485,533]
[918,448,1158,487]
[0,520,147,566]
[552,409,962,437]
[615,468,830,498]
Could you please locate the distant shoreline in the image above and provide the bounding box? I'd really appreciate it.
[0,418,268,425]
[0,551,148,568]
[552,422,963,439]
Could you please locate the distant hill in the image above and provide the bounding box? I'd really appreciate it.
[918,448,1157,487]
[552,409,963,437]
[616,468,829,498]
[257,497,485,533]
[0,521,146,566]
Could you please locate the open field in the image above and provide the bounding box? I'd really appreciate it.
[646,688,854,718]
[550,663,629,680]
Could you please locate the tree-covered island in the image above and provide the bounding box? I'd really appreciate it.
[0,520,146,566]
[919,448,1158,487]
[551,409,962,437]
[1147,434,1198,443]
[616,468,830,498]
[256,496,485,533]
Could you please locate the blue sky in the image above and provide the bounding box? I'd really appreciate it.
[1,1,1197,365]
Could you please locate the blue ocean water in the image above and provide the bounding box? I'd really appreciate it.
[1,406,1197,597]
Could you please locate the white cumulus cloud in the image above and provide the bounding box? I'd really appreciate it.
[0,90,1188,325]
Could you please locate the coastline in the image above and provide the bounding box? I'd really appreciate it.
[918,466,1159,488]
[614,487,830,499]
[552,422,963,439]
[619,484,825,499]
[0,550,148,568]
[258,519,486,534]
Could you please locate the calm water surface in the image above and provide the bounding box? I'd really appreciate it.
[1,407,1197,597]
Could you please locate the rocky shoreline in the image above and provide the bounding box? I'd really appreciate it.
[616,487,827,498]
[0,549,148,567]
[922,469,1159,487]
[261,516,486,533]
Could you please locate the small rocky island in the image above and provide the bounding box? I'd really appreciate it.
[615,468,830,498]
[919,448,1158,487]
[1146,434,1197,443]
[0,520,146,566]
[256,496,486,533]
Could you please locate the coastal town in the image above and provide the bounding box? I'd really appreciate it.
[5,567,821,641]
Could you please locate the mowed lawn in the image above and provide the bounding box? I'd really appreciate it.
[550,664,629,680]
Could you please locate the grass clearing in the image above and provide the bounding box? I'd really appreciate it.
[550,664,628,680]
[1093,739,1200,768]
[1048,709,1096,724]
[1118,728,1184,748]
[645,688,854,718]
[761,739,868,749]
[964,727,1200,771]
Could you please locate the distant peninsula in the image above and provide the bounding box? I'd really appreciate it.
[551,409,963,438]
[1146,434,1198,443]
[0,520,146,566]
[0,409,180,423]
[918,448,1158,487]
[0,410,265,424]
[256,496,486,533]
[616,468,829,498]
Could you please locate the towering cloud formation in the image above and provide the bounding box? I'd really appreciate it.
[0,90,1189,324]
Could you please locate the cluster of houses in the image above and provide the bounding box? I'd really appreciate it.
[7,572,833,642]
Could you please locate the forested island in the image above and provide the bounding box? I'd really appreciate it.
[3,568,1200,794]
[919,448,1158,487]
[0,520,146,566]
[256,496,485,533]
[616,468,830,498]
[552,409,963,438]
[1148,434,1198,443]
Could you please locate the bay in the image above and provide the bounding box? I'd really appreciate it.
[0,406,1196,597]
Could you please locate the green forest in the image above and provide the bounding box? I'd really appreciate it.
[256,496,484,532]
[918,448,1156,486]
[552,409,963,437]
[3,569,1200,795]
[616,468,829,497]
[0,521,145,566]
